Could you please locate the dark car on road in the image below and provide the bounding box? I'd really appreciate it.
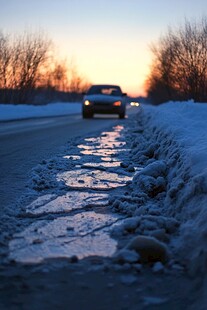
[82,84,127,119]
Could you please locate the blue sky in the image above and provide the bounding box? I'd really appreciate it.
[1,0,207,95]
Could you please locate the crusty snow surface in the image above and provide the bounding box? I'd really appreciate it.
[123,101,207,276]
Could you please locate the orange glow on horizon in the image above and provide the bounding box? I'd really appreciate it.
[58,36,151,99]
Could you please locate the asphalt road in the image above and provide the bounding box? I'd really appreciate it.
[0,111,134,209]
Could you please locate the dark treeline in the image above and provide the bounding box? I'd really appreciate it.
[145,17,207,104]
[0,30,90,104]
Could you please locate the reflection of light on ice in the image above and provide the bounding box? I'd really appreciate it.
[82,161,121,169]
[80,149,115,156]
[9,212,121,264]
[101,157,120,162]
[26,192,109,216]
[78,141,126,150]
[80,148,128,156]
[113,125,124,131]
[57,169,132,190]
[78,125,126,157]
[10,233,118,264]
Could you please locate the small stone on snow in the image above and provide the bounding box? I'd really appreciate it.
[126,235,168,263]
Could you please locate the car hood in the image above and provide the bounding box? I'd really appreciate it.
[84,94,122,103]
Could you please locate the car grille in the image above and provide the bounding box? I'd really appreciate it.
[94,102,112,106]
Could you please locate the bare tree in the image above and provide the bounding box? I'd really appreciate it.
[45,59,69,92]
[41,58,90,101]
[0,32,9,88]
[14,31,52,102]
[0,32,12,101]
[0,29,90,103]
[0,30,51,103]
[68,61,90,94]
[146,17,207,104]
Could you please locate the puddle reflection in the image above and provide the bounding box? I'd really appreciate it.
[26,192,109,216]
[78,141,126,150]
[80,148,128,156]
[57,169,132,190]
[9,211,121,263]
[101,157,119,162]
[82,162,121,169]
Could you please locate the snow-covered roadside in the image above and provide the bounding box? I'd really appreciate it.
[2,100,207,309]
[0,102,81,121]
[111,100,207,276]
[5,99,207,276]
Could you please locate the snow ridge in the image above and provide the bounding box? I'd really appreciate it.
[111,101,207,275]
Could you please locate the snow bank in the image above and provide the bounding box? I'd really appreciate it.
[5,99,207,275]
[112,101,207,275]
[0,102,81,121]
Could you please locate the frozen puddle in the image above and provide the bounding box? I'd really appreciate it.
[57,169,131,190]
[80,148,128,157]
[9,125,131,264]
[25,192,109,216]
[78,126,127,157]
[78,141,126,150]
[9,211,121,264]
[82,161,121,169]
[101,156,120,162]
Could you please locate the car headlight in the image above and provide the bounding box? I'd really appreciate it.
[84,100,91,106]
[130,102,139,107]
[113,101,121,106]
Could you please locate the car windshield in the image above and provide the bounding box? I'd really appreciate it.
[87,85,122,96]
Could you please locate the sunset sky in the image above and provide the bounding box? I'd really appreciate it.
[1,0,207,96]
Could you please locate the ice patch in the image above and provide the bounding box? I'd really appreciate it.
[101,157,120,162]
[80,148,128,157]
[82,162,121,169]
[78,141,126,150]
[9,231,118,264]
[9,211,122,263]
[57,169,132,190]
[25,192,109,216]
